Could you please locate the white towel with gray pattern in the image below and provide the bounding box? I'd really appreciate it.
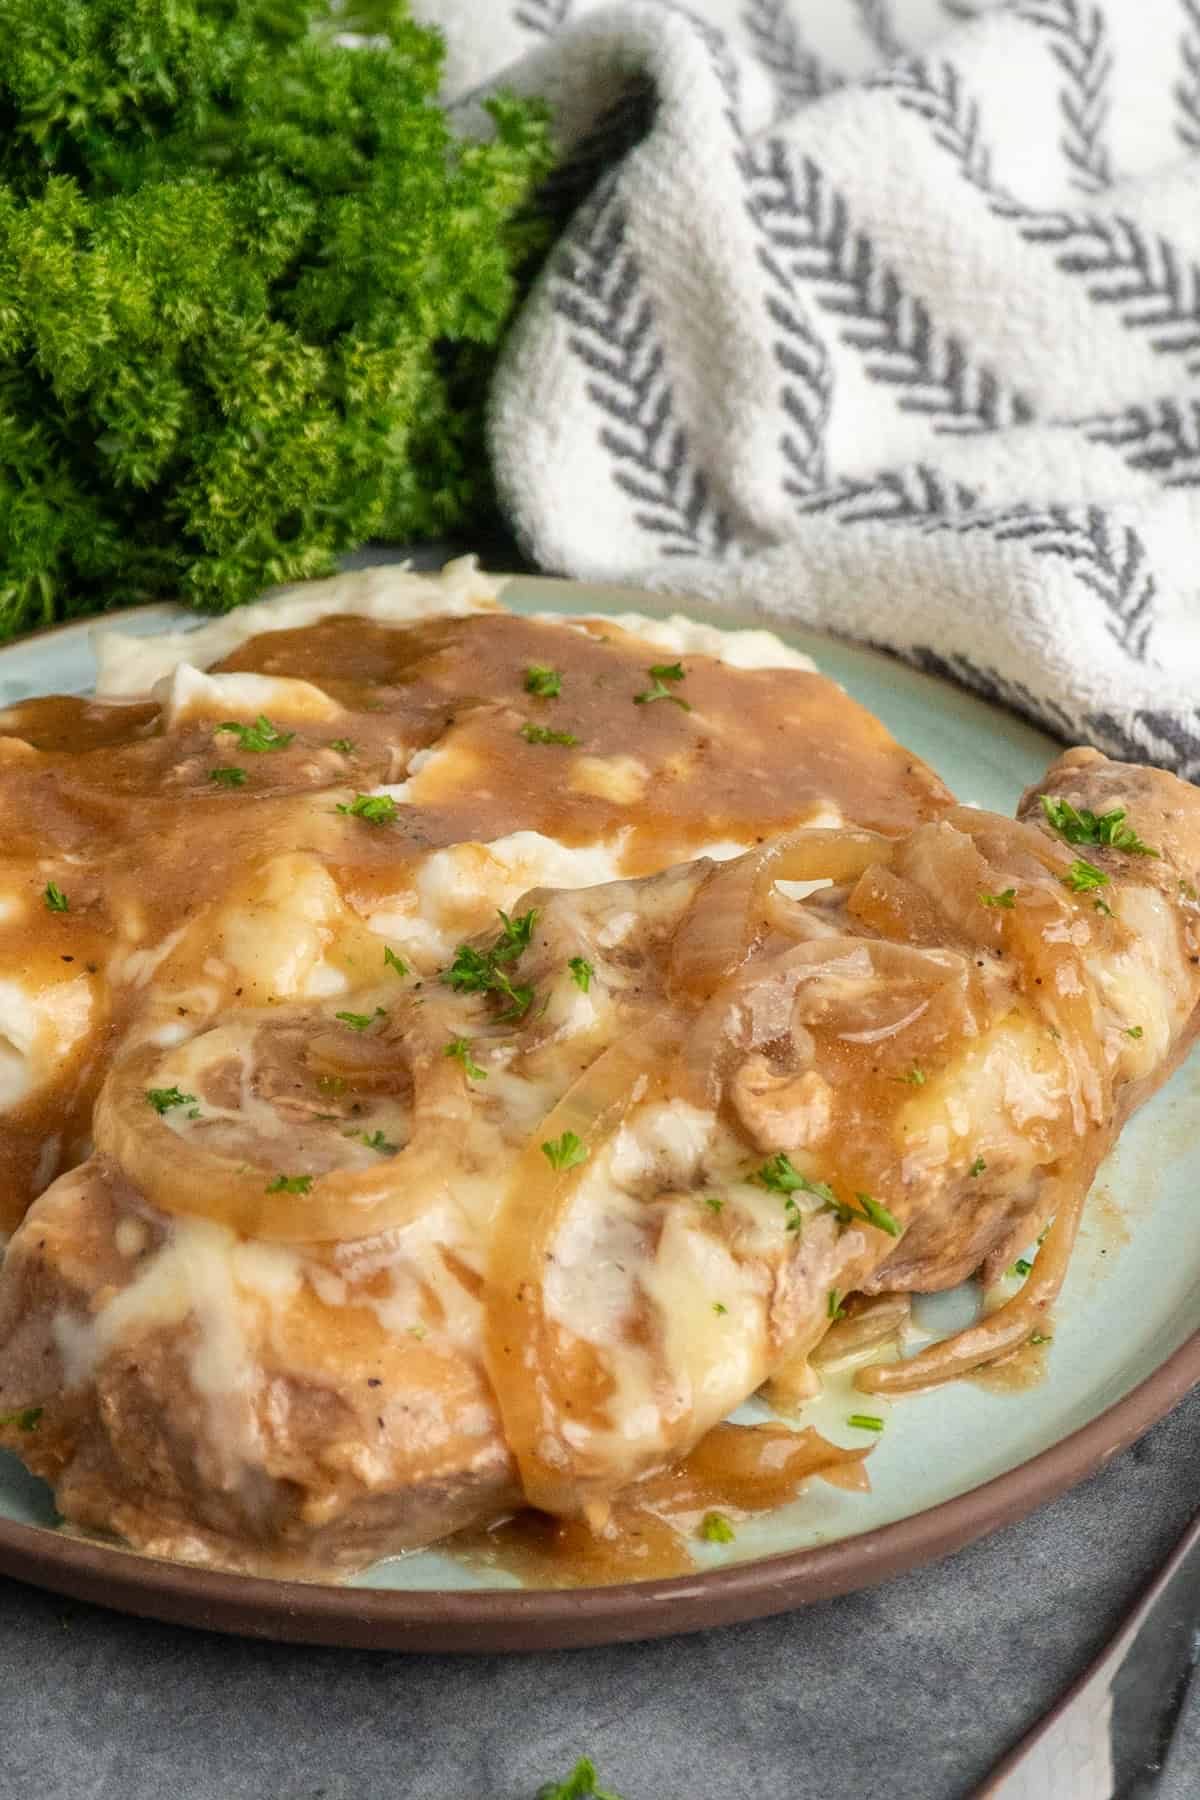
[414,0,1200,777]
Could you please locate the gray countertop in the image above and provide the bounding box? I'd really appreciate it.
[2,1388,1199,1800]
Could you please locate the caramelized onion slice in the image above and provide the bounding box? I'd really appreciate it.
[812,1292,912,1368]
[94,1034,468,1244]
[485,1021,677,1516]
[668,829,895,1002]
[854,1176,1087,1394]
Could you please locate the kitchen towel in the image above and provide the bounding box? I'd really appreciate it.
[415,0,1200,777]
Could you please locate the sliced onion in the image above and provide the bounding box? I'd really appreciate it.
[811,1292,911,1369]
[484,1019,678,1516]
[854,1175,1087,1394]
[668,829,895,1003]
[94,1031,472,1244]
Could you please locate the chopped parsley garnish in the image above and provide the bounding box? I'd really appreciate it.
[441,909,538,1018]
[847,1414,884,1432]
[43,882,69,913]
[444,1036,487,1081]
[902,1064,926,1086]
[633,665,691,710]
[979,888,1016,909]
[852,1192,903,1237]
[568,956,593,993]
[1093,897,1114,917]
[538,1757,623,1800]
[209,766,247,787]
[1040,796,1157,857]
[335,1007,386,1032]
[1008,1257,1033,1279]
[1061,859,1109,895]
[145,1086,197,1115]
[698,1511,735,1544]
[520,722,579,747]
[265,1174,313,1194]
[828,1288,847,1322]
[1181,880,1198,903]
[383,947,408,977]
[0,1407,42,1432]
[360,1130,397,1155]
[968,1155,987,1178]
[542,1131,588,1172]
[1030,1331,1053,1346]
[1125,1025,1143,1039]
[524,665,562,699]
[329,738,355,755]
[217,714,293,753]
[703,1195,724,1214]
[754,1153,832,1234]
[408,1324,428,1341]
[336,792,397,825]
[712,1302,728,1316]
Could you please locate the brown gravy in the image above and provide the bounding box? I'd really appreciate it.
[451,1422,870,1587]
[0,608,953,1234]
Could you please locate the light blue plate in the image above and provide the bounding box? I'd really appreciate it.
[2,573,1197,1650]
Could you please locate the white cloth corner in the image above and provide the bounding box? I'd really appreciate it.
[415,0,1200,776]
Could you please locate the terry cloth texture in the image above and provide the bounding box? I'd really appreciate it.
[416,0,1200,777]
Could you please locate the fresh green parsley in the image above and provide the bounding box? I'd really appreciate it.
[43,882,69,913]
[1030,1331,1053,1346]
[1008,1257,1033,1279]
[1061,859,1109,896]
[902,1064,926,1086]
[1093,897,1114,917]
[520,722,578,747]
[828,1288,847,1322]
[329,738,355,755]
[265,1174,313,1194]
[1181,880,1199,903]
[852,1192,903,1237]
[335,1007,386,1032]
[703,1195,724,1214]
[1040,796,1157,857]
[0,1407,42,1432]
[441,909,538,1018]
[336,793,397,825]
[698,1511,735,1544]
[145,1086,197,1115]
[754,1153,832,1234]
[542,1131,588,1172]
[217,714,293,753]
[847,1414,885,1432]
[568,956,594,994]
[968,1155,987,1178]
[524,665,562,699]
[1125,1025,1144,1039]
[537,1758,624,1800]
[712,1302,728,1316]
[360,1130,397,1155]
[444,1037,487,1081]
[979,888,1016,910]
[383,947,408,977]
[209,766,247,787]
[634,665,691,710]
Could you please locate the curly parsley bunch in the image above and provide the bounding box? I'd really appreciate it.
[0,0,553,636]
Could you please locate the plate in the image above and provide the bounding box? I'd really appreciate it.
[2,572,1198,1653]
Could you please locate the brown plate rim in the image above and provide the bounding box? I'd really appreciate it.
[0,573,1197,1652]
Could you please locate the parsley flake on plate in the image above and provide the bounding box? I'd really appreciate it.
[979,888,1016,909]
[145,1086,196,1115]
[383,947,408,977]
[1040,796,1157,857]
[0,1407,42,1432]
[524,665,562,698]
[217,715,293,753]
[699,1511,735,1544]
[265,1174,313,1195]
[633,666,691,710]
[542,1131,588,1171]
[336,793,397,825]
[568,956,593,993]
[444,1037,487,1081]
[335,1007,386,1032]
[520,722,578,747]
[847,1413,884,1432]
[1061,859,1109,895]
[209,766,247,788]
[43,881,69,913]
